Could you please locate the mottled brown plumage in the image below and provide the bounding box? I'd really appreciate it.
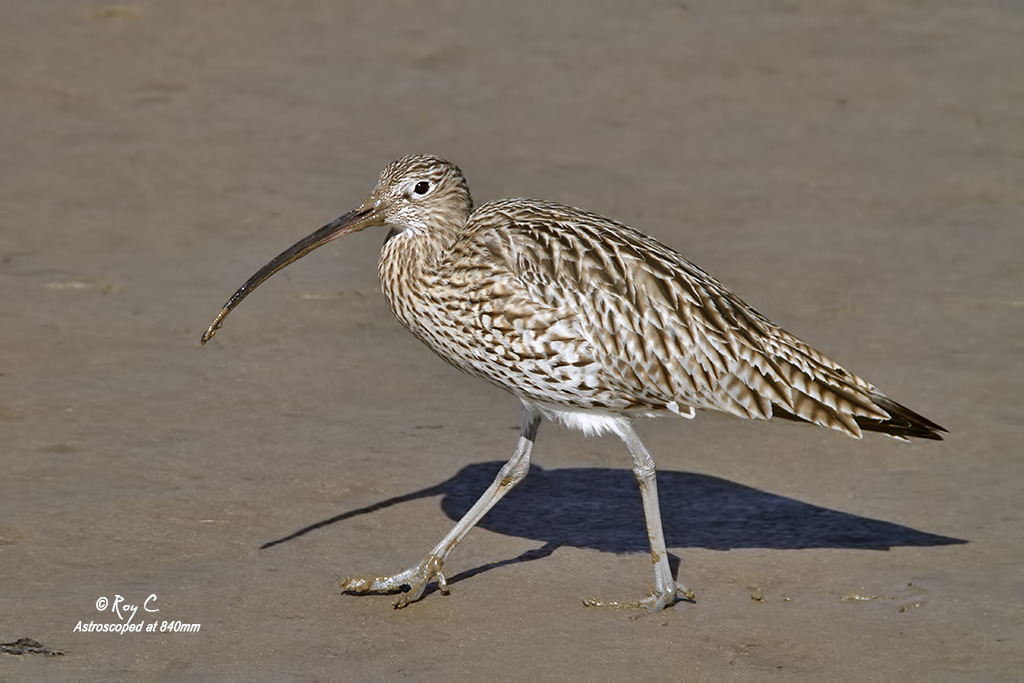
[203,154,945,612]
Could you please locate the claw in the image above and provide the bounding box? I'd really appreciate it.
[583,583,694,613]
[341,557,449,609]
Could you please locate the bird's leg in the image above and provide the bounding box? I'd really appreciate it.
[584,423,693,613]
[340,408,541,608]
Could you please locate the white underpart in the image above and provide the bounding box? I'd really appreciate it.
[523,399,655,437]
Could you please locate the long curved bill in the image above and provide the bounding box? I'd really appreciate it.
[201,205,382,344]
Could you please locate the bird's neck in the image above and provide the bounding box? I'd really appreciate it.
[377,225,454,338]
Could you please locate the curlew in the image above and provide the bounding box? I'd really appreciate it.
[202,154,945,612]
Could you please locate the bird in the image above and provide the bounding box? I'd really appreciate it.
[201,154,945,612]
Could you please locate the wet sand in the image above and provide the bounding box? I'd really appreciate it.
[2,2,1022,680]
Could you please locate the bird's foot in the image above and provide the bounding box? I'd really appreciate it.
[340,556,449,609]
[583,583,694,613]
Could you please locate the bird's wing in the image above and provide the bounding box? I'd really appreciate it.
[423,204,604,409]
[457,198,912,438]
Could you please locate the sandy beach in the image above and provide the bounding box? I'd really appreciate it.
[2,2,1022,680]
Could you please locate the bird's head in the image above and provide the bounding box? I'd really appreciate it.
[369,154,473,235]
[200,154,472,344]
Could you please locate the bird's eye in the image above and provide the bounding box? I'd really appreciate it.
[413,180,431,196]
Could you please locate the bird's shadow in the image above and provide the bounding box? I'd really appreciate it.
[261,461,964,585]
